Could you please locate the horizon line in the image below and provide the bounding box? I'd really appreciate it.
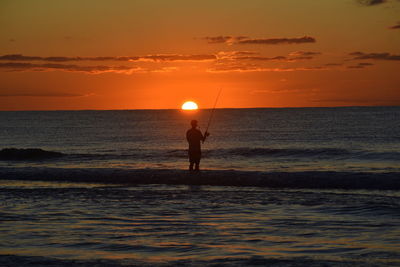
[0,104,399,112]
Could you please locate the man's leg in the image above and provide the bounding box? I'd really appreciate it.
[189,151,194,171]
[194,159,200,171]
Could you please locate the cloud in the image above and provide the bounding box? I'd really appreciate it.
[210,60,372,72]
[227,51,259,56]
[216,50,319,62]
[349,52,400,61]
[202,36,248,44]
[216,51,259,59]
[0,92,91,97]
[357,0,387,6]
[388,22,400,29]
[289,51,321,57]
[137,54,216,62]
[347,65,363,69]
[0,51,320,75]
[232,56,288,61]
[357,0,400,6]
[324,63,343,66]
[358,62,374,66]
[0,54,114,62]
[232,56,315,61]
[346,62,374,69]
[207,63,327,73]
[0,62,150,74]
[237,36,316,45]
[208,50,324,73]
[203,36,316,45]
[0,54,216,62]
[0,53,210,74]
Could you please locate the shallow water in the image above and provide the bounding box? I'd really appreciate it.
[1,180,399,266]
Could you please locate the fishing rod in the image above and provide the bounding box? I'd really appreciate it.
[203,88,222,143]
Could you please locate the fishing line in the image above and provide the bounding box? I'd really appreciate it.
[203,88,222,142]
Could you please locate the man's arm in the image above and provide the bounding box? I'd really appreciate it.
[202,131,210,142]
[186,130,190,142]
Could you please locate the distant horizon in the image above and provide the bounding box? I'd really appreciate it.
[1,104,399,112]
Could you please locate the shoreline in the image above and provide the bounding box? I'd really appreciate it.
[0,167,399,190]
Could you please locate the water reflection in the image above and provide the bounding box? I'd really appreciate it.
[0,182,399,265]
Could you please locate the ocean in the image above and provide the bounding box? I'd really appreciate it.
[0,107,399,266]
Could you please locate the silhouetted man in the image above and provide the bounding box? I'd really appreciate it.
[186,120,209,171]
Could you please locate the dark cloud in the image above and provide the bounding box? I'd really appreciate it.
[357,0,387,6]
[237,36,316,45]
[0,53,213,74]
[233,56,288,61]
[349,52,400,61]
[0,55,41,61]
[388,22,400,29]
[203,36,316,45]
[217,50,319,62]
[229,51,259,56]
[139,54,216,62]
[207,62,326,73]
[347,65,364,69]
[0,62,144,74]
[325,63,343,66]
[347,62,374,69]
[290,56,314,60]
[0,92,89,97]
[0,54,122,62]
[216,51,258,60]
[232,55,315,61]
[358,62,374,66]
[203,36,232,44]
[203,36,248,44]
[217,51,259,57]
[289,51,321,57]
[0,62,35,69]
[0,54,216,62]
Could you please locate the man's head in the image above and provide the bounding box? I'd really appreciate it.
[190,120,198,128]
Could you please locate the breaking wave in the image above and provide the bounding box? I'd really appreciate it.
[0,148,64,160]
[0,167,399,190]
[1,147,399,161]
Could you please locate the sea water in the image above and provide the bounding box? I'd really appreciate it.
[0,107,399,266]
[0,106,399,172]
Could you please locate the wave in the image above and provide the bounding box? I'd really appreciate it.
[0,254,383,267]
[1,147,399,162]
[211,147,352,157]
[0,148,64,160]
[0,166,399,190]
[165,147,400,161]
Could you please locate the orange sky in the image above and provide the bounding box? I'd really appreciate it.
[0,0,399,110]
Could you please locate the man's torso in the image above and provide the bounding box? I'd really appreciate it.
[186,128,203,152]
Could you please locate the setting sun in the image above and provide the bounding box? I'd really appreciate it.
[181,101,198,110]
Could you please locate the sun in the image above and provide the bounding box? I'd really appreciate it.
[181,101,198,110]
